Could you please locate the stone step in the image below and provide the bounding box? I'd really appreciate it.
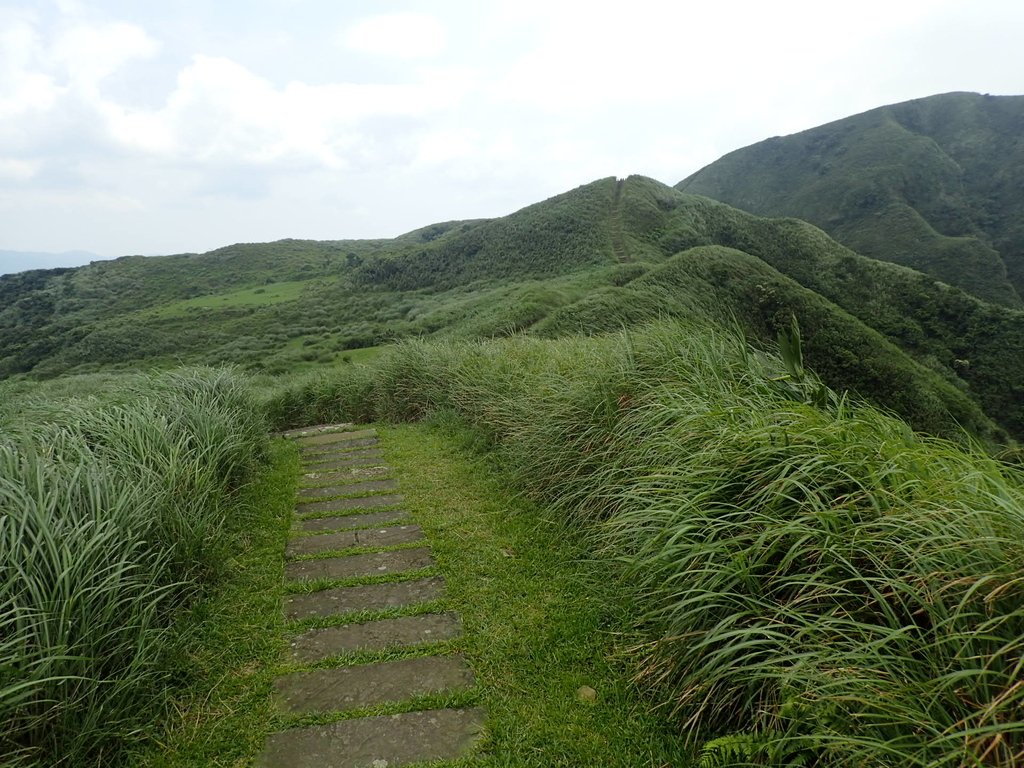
[297,479,399,500]
[302,450,385,471]
[286,525,423,558]
[300,465,391,487]
[302,437,379,455]
[295,428,377,447]
[297,494,405,517]
[284,577,446,621]
[279,423,354,439]
[273,655,475,714]
[285,548,434,583]
[288,613,462,663]
[257,707,486,768]
[296,509,410,534]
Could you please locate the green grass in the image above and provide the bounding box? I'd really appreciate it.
[146,280,314,318]
[336,345,384,365]
[0,369,268,766]
[126,439,298,767]
[264,320,1024,766]
[380,421,693,767]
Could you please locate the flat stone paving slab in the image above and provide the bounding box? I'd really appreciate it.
[257,707,486,768]
[295,428,377,447]
[297,494,405,517]
[284,577,446,620]
[285,547,434,582]
[302,437,379,455]
[286,530,356,558]
[280,423,354,439]
[288,613,462,663]
[296,509,410,534]
[352,524,423,548]
[300,465,391,487]
[303,450,385,471]
[286,525,423,558]
[273,655,475,714]
[297,479,399,500]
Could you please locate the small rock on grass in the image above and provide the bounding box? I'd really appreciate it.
[576,685,597,703]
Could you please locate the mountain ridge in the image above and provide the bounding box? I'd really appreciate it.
[4,174,1023,445]
[678,91,1024,306]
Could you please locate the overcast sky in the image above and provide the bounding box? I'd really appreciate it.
[1,0,1022,272]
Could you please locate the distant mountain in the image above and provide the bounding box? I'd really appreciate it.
[0,250,104,276]
[678,92,1024,307]
[4,176,1023,446]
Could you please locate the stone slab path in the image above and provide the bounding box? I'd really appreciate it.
[258,424,485,768]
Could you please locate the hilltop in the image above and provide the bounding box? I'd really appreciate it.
[678,91,1024,307]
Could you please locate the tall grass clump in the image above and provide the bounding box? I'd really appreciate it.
[265,321,1024,766]
[600,330,1024,766]
[0,368,266,766]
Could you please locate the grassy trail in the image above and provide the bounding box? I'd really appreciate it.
[377,422,689,766]
[608,178,630,263]
[131,422,689,766]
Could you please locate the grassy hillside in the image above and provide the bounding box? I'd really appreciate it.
[678,91,1024,306]
[2,176,1023,443]
[264,323,1024,767]
[10,321,1024,765]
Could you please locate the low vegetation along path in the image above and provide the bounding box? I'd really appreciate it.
[258,424,485,767]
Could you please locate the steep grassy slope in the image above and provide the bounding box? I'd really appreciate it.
[678,92,1024,306]
[599,179,1024,440]
[2,176,1022,442]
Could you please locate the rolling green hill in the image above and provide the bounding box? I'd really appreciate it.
[3,176,1023,443]
[678,91,1024,307]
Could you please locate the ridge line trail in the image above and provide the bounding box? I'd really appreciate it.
[609,178,630,263]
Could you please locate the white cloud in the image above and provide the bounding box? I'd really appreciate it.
[342,13,447,59]
[50,21,159,90]
[98,54,474,168]
[0,9,475,171]
[3,0,1023,258]
[0,20,62,120]
[0,157,37,181]
[415,128,479,167]
[495,0,961,112]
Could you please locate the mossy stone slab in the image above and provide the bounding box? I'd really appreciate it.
[300,465,391,487]
[302,450,385,471]
[279,423,354,439]
[297,494,404,517]
[287,613,462,662]
[286,530,358,558]
[302,437,379,456]
[283,577,446,620]
[297,479,399,500]
[272,655,475,714]
[295,428,377,447]
[257,707,486,767]
[285,548,433,582]
[295,509,410,534]
[286,525,423,558]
